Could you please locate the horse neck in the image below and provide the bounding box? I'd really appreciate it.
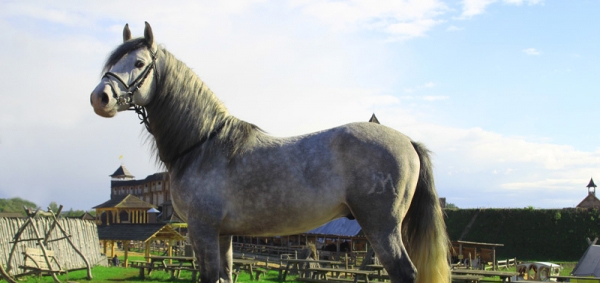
[145,49,230,167]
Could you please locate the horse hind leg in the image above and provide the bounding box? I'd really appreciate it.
[359,218,417,283]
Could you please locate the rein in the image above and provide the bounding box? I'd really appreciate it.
[169,122,226,164]
[103,46,159,133]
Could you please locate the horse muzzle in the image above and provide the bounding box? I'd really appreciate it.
[90,84,121,117]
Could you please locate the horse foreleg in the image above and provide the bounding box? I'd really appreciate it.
[219,236,233,283]
[188,221,220,283]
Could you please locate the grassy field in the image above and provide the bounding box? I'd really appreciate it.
[4,259,579,283]
[10,266,288,283]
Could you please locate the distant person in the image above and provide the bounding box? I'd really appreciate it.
[112,255,120,267]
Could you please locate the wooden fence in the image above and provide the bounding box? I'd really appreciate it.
[0,217,108,277]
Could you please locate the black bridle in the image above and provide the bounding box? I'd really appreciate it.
[103,47,159,133]
[101,46,225,164]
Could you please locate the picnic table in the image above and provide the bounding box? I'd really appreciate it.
[550,275,600,282]
[233,258,263,280]
[135,256,196,279]
[365,264,386,280]
[149,255,196,268]
[307,267,375,283]
[452,274,485,282]
[452,269,518,282]
[281,259,343,281]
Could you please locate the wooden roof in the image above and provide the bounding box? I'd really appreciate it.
[587,178,597,188]
[110,165,134,178]
[93,194,156,209]
[577,193,600,209]
[369,114,380,124]
[97,223,185,242]
[303,218,364,238]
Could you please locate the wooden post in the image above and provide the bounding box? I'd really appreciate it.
[169,240,174,257]
[492,248,497,271]
[145,241,151,261]
[124,240,130,268]
[345,253,349,269]
[111,241,116,258]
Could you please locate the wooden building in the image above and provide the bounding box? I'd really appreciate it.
[577,178,600,209]
[108,165,179,223]
[93,194,157,225]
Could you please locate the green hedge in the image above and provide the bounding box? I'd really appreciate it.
[444,208,600,261]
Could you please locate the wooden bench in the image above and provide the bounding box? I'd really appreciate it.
[19,248,64,277]
[485,258,516,270]
[128,260,147,267]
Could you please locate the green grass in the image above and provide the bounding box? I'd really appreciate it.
[7,266,292,283]
[3,261,579,283]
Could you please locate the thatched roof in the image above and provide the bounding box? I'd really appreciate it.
[93,194,156,209]
[97,223,185,242]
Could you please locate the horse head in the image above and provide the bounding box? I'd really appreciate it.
[90,22,158,118]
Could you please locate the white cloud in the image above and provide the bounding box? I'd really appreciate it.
[459,0,544,18]
[460,0,497,18]
[296,0,448,39]
[404,82,437,93]
[424,82,436,88]
[423,95,449,101]
[522,48,541,55]
[446,25,464,31]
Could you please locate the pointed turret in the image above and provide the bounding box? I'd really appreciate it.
[369,113,380,124]
[587,178,597,196]
[110,165,134,180]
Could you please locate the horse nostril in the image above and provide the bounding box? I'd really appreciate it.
[101,92,109,106]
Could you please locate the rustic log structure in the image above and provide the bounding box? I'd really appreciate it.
[96,223,185,267]
[0,208,106,281]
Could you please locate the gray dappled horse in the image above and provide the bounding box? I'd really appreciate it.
[90,22,450,283]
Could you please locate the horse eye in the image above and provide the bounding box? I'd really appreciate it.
[135,60,145,68]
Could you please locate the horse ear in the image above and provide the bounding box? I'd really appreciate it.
[144,21,154,47]
[123,23,132,42]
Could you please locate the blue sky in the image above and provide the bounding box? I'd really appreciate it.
[1,0,599,210]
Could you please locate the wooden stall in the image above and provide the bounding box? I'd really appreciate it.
[97,223,186,267]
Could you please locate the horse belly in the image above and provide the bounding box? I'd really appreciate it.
[219,191,350,236]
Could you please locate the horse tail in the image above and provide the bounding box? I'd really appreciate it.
[404,141,450,283]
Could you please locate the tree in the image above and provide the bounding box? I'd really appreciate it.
[48,201,60,213]
[0,198,38,215]
[445,203,458,210]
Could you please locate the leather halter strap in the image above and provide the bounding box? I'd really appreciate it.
[103,47,159,133]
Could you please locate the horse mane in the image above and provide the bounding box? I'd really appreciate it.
[104,38,261,172]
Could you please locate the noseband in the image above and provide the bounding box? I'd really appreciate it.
[103,47,159,133]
